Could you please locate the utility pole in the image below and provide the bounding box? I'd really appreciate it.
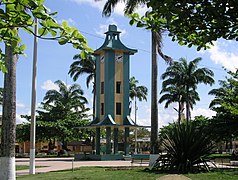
[134,97,138,154]
[30,18,38,174]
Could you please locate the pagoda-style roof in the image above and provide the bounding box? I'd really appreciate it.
[75,115,151,129]
[94,25,137,55]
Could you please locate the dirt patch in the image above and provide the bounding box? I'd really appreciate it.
[157,174,191,180]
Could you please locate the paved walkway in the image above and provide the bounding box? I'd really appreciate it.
[16,157,147,176]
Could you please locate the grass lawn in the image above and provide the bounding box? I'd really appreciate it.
[16,165,30,171]
[16,165,46,171]
[187,170,238,180]
[17,167,164,180]
[16,167,238,180]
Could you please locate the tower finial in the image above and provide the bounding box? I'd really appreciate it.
[108,24,117,32]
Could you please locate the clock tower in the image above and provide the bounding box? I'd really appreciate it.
[92,25,137,156]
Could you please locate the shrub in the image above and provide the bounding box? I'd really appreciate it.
[160,122,215,173]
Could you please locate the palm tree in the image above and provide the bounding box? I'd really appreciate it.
[43,80,88,112]
[0,88,3,105]
[159,84,186,123]
[43,80,88,149]
[129,76,148,154]
[97,0,173,154]
[68,54,96,117]
[159,83,199,123]
[160,57,214,124]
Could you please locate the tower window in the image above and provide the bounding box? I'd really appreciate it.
[101,103,104,115]
[101,82,104,94]
[116,103,121,115]
[116,81,121,94]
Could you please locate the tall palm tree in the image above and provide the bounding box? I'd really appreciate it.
[0,87,3,105]
[160,57,214,124]
[129,76,148,153]
[68,54,96,117]
[159,83,199,123]
[43,80,88,112]
[130,77,148,120]
[97,0,173,154]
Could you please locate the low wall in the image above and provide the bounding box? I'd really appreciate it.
[74,154,124,161]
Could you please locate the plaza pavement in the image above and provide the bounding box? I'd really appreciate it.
[16,157,148,176]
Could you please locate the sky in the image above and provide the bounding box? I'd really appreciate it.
[1,0,238,128]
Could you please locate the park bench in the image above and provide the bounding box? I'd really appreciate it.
[131,154,150,164]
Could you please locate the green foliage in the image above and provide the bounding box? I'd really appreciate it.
[129,76,148,101]
[68,54,96,88]
[0,0,93,72]
[209,70,238,142]
[19,80,92,144]
[130,0,238,50]
[16,121,30,142]
[160,121,215,173]
[159,57,214,122]
[209,70,238,115]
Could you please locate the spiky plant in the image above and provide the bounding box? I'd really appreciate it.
[160,122,215,173]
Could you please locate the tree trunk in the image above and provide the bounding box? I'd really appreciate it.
[93,83,96,119]
[0,44,17,180]
[178,102,181,124]
[150,31,159,154]
[186,86,190,126]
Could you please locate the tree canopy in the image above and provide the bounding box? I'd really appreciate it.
[130,0,238,50]
[19,80,92,146]
[159,57,214,122]
[0,0,93,72]
[208,70,238,144]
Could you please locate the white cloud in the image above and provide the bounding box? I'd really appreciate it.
[207,41,238,71]
[16,101,25,108]
[136,105,216,130]
[41,80,59,91]
[135,104,177,129]
[70,0,148,16]
[191,107,216,119]
[95,18,126,37]
[70,0,125,16]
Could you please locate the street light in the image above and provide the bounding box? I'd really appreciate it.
[30,18,38,174]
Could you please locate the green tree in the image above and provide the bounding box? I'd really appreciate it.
[98,0,173,154]
[129,76,148,118]
[39,80,90,149]
[160,58,214,123]
[129,76,148,154]
[68,54,96,118]
[43,80,88,112]
[209,70,238,115]
[209,70,238,151]
[0,1,93,179]
[130,0,238,50]
[159,83,186,123]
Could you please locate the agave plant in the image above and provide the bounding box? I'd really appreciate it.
[160,122,215,173]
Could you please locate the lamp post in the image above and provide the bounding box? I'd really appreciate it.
[30,18,38,174]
